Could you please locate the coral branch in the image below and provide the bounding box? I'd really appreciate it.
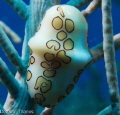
[81,0,101,18]
[66,0,93,8]
[90,33,120,115]
[90,33,120,64]
[0,25,25,74]
[3,0,28,20]
[102,0,120,114]
[113,34,120,50]
[0,58,20,97]
[89,34,120,115]
[0,21,21,43]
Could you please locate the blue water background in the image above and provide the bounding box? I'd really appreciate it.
[0,0,120,114]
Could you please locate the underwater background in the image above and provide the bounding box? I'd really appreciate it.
[0,0,120,115]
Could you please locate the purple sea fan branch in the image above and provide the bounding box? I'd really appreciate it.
[102,0,120,114]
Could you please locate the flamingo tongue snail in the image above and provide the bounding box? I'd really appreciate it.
[26,5,92,108]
